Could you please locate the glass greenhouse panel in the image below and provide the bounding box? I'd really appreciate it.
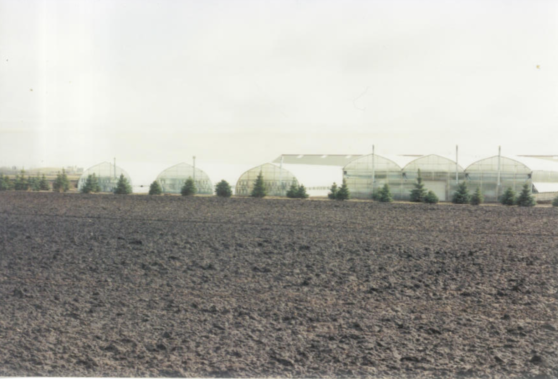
[401,155,464,202]
[343,154,402,199]
[77,162,132,193]
[235,163,298,196]
[465,157,531,202]
[156,163,213,194]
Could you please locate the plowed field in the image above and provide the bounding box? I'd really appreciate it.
[0,192,557,378]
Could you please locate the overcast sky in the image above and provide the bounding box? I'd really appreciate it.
[1,0,556,171]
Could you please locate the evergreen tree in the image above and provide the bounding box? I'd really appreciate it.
[53,169,70,192]
[39,174,50,191]
[409,169,427,202]
[516,183,536,207]
[378,184,393,203]
[0,174,11,191]
[113,174,132,195]
[30,174,41,191]
[336,178,350,200]
[328,182,338,200]
[82,174,101,194]
[251,171,267,198]
[500,187,516,206]
[296,184,309,199]
[149,180,163,195]
[470,187,484,206]
[181,177,197,196]
[286,182,298,198]
[92,174,101,192]
[424,190,439,204]
[552,194,558,207]
[215,180,232,197]
[452,182,470,204]
[14,170,29,191]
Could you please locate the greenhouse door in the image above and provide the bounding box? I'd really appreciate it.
[424,181,446,201]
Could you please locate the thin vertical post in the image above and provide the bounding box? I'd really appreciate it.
[497,146,501,199]
[279,156,283,196]
[455,145,459,184]
[371,145,375,196]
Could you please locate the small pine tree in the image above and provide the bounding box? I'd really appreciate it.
[30,174,41,191]
[409,169,426,202]
[91,173,101,192]
[113,174,132,195]
[452,182,470,204]
[14,170,29,191]
[181,177,197,196]
[286,183,298,198]
[552,195,558,207]
[0,174,9,191]
[328,182,338,200]
[81,174,94,193]
[336,178,350,201]
[296,184,309,199]
[1,174,13,190]
[215,180,232,197]
[39,174,50,191]
[470,187,484,206]
[516,183,536,207]
[149,180,163,195]
[82,174,101,194]
[251,171,266,198]
[500,187,516,206]
[424,190,439,204]
[53,169,70,192]
[379,184,393,203]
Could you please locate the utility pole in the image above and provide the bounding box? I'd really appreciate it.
[371,145,375,196]
[455,145,459,184]
[497,146,501,198]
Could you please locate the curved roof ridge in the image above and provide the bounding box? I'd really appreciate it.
[464,155,531,172]
[343,153,403,170]
[402,154,464,172]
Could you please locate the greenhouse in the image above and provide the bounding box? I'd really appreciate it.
[235,163,298,196]
[465,156,558,202]
[343,154,404,199]
[155,162,213,194]
[464,156,531,203]
[401,155,464,202]
[77,162,132,193]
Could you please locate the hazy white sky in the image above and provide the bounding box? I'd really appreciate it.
[1,0,556,170]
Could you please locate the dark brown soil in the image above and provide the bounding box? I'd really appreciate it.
[1,192,557,378]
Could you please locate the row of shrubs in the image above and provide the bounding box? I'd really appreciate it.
[4,169,558,207]
[326,169,557,207]
[0,170,71,192]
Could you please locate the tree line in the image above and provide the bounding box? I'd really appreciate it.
[2,169,557,207]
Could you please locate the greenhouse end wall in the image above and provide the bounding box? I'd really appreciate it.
[235,163,298,196]
[155,163,213,194]
[77,162,132,193]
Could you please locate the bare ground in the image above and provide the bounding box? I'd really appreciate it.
[0,192,557,378]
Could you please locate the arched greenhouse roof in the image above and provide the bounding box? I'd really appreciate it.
[465,156,531,174]
[235,163,298,196]
[78,162,132,192]
[403,154,464,172]
[155,162,213,194]
[343,154,403,172]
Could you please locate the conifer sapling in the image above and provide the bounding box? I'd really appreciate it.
[215,180,232,197]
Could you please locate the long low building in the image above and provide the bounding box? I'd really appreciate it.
[275,154,558,202]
